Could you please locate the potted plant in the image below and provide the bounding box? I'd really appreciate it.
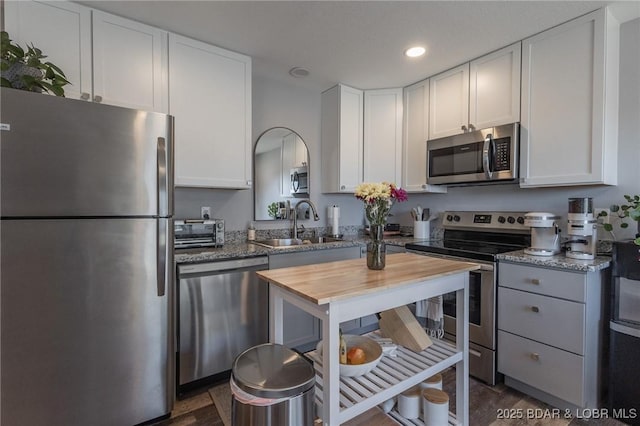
[599,194,640,245]
[1,31,69,96]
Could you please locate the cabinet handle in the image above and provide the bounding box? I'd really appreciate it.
[468,124,475,131]
[530,306,540,313]
[80,92,90,100]
[530,278,541,285]
[530,353,540,361]
[461,125,467,132]
[340,185,346,190]
[94,95,103,103]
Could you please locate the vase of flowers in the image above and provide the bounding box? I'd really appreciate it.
[355,182,408,270]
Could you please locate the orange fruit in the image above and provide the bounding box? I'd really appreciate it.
[347,347,366,365]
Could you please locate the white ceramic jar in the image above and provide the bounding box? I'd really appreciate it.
[419,373,443,391]
[422,388,449,424]
[397,386,421,419]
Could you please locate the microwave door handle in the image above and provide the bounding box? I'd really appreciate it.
[482,133,493,179]
[292,171,299,192]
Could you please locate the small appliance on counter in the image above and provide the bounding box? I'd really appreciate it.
[175,219,225,249]
[523,212,561,256]
[565,197,598,260]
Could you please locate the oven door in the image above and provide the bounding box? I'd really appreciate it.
[442,263,495,349]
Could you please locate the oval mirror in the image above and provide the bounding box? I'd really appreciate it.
[254,127,310,221]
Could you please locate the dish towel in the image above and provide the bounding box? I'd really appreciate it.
[416,296,444,339]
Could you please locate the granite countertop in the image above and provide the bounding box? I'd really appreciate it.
[174,234,429,264]
[497,249,611,272]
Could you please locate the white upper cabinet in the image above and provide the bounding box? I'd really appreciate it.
[4,1,168,113]
[363,88,403,184]
[402,79,448,193]
[429,64,470,139]
[469,43,521,131]
[169,34,252,189]
[92,11,168,113]
[429,42,521,140]
[4,0,92,101]
[321,84,364,193]
[520,9,619,187]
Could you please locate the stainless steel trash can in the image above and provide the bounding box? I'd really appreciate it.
[231,343,315,426]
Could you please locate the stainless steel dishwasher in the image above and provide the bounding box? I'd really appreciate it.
[177,256,269,389]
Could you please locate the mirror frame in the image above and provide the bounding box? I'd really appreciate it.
[253,127,310,222]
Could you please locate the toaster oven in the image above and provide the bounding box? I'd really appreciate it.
[174,219,225,249]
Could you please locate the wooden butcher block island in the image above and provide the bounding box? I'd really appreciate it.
[257,252,479,426]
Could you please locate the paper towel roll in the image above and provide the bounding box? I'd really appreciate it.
[328,205,340,236]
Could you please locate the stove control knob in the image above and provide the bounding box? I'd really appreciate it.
[507,216,516,224]
[517,216,525,224]
[498,216,506,223]
[446,215,453,222]
[453,215,461,222]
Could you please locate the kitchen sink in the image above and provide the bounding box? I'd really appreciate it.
[250,236,343,248]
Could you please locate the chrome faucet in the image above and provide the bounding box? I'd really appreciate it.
[291,199,320,239]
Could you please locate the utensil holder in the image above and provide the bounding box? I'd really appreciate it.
[413,221,430,240]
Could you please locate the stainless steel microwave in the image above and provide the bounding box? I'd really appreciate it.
[427,123,519,185]
[290,166,309,195]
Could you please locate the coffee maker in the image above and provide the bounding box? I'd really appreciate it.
[566,197,598,260]
[524,212,561,256]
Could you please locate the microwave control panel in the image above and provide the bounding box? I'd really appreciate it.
[494,137,511,171]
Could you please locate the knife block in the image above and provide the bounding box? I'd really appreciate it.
[379,306,432,352]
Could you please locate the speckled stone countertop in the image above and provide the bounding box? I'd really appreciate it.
[174,234,429,264]
[497,250,611,272]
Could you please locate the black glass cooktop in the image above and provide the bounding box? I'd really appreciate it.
[406,230,530,263]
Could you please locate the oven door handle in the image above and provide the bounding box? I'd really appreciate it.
[482,133,494,179]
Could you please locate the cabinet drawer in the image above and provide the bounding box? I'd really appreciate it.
[498,287,585,354]
[498,330,584,406]
[499,262,586,302]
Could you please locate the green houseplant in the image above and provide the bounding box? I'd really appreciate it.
[1,31,69,96]
[599,194,640,245]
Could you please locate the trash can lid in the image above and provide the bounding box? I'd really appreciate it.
[232,343,315,399]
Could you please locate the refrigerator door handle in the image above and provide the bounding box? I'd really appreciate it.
[157,137,169,217]
[157,218,170,297]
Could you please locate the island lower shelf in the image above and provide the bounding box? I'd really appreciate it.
[307,337,462,425]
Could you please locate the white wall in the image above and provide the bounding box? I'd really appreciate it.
[175,17,640,240]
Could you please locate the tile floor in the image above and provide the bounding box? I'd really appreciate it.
[153,369,629,426]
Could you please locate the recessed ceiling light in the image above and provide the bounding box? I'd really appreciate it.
[405,46,426,58]
[289,67,310,78]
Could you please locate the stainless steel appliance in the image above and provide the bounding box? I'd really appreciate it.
[523,212,561,256]
[427,123,519,186]
[609,241,640,424]
[566,197,598,260]
[177,256,269,391]
[0,88,174,425]
[406,211,530,385]
[175,219,225,249]
[290,165,309,195]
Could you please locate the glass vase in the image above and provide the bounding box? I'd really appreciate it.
[367,224,386,270]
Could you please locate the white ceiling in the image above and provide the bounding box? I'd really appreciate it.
[80,1,625,91]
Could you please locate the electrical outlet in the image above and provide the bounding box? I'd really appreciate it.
[596,207,610,224]
[201,206,211,219]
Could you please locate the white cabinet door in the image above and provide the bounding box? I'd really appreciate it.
[321,84,363,193]
[4,0,92,101]
[429,63,470,139]
[363,88,403,184]
[402,79,447,193]
[469,42,521,131]
[92,11,168,113]
[520,8,619,187]
[170,34,252,189]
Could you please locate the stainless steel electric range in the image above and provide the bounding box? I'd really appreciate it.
[406,211,530,385]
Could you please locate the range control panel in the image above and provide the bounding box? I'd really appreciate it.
[443,211,528,232]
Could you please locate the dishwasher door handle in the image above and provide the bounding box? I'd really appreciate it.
[178,257,269,277]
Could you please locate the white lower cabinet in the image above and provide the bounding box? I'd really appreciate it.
[497,261,607,410]
[269,246,361,351]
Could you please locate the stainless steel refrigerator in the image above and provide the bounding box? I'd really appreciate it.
[0,88,174,426]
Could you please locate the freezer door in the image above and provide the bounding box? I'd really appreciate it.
[0,218,174,426]
[0,88,173,217]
